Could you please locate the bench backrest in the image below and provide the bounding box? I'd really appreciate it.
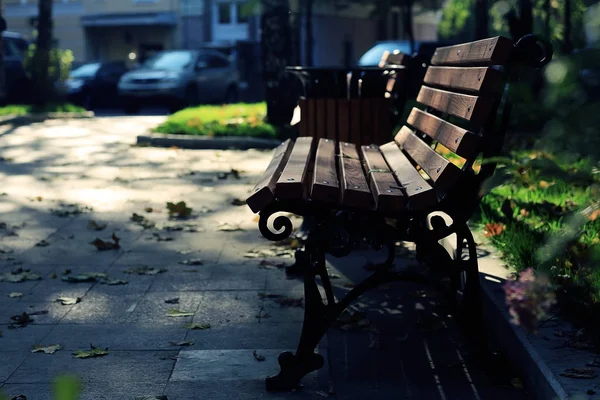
[387,36,516,219]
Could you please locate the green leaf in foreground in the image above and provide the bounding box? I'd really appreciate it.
[167,309,194,317]
[31,344,62,354]
[72,344,109,359]
[53,374,82,400]
[184,322,211,330]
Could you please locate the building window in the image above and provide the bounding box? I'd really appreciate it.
[236,2,249,23]
[218,2,232,24]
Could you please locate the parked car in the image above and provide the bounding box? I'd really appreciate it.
[2,31,30,104]
[357,40,458,67]
[64,61,130,110]
[117,49,240,114]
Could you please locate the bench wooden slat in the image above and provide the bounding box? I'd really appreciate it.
[431,36,513,66]
[406,108,478,158]
[395,126,462,190]
[338,100,350,142]
[350,100,361,144]
[316,99,327,139]
[416,86,494,125]
[326,99,337,140]
[246,140,294,213]
[379,142,438,210]
[424,66,503,94]
[360,145,405,213]
[275,137,313,199]
[338,142,373,208]
[311,138,341,204]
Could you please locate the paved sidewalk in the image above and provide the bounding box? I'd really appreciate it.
[0,117,526,399]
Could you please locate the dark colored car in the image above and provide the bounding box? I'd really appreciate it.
[2,31,30,104]
[357,40,458,67]
[65,61,130,110]
[117,49,240,114]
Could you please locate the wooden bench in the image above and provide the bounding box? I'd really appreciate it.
[246,35,552,392]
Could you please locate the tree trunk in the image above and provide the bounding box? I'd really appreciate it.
[403,0,415,54]
[564,0,572,53]
[0,0,6,104]
[305,0,313,66]
[475,0,489,40]
[544,0,551,40]
[260,0,293,127]
[33,0,53,107]
[520,0,533,36]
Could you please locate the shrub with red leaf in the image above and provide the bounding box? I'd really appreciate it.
[503,267,556,334]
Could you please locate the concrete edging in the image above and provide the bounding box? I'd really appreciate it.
[0,111,95,126]
[137,132,282,150]
[479,273,569,400]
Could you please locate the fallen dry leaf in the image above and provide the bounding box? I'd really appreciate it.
[510,378,523,389]
[217,222,245,232]
[230,198,246,206]
[179,259,203,266]
[35,240,50,247]
[274,296,304,308]
[90,233,121,251]
[165,298,180,304]
[538,181,552,189]
[31,344,62,354]
[483,223,505,237]
[170,340,194,346]
[167,309,194,317]
[8,292,23,298]
[184,322,211,330]
[0,269,41,283]
[589,208,600,222]
[61,272,107,283]
[253,350,266,362]
[167,201,193,218]
[124,266,167,276]
[587,358,600,368]
[72,344,109,359]
[56,296,80,306]
[144,207,154,213]
[87,220,107,231]
[343,282,355,288]
[131,213,156,229]
[560,368,597,379]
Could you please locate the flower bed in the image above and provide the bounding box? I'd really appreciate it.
[152,103,277,139]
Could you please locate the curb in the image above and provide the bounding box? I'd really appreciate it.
[136,133,282,150]
[0,111,95,126]
[479,272,569,400]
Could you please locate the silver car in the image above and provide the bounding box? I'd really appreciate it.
[118,49,240,114]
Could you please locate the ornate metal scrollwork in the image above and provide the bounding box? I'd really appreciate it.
[258,203,295,242]
[513,34,553,68]
[318,220,354,258]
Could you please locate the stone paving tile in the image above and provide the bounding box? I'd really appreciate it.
[0,383,53,400]
[7,350,178,384]
[61,292,143,324]
[127,291,203,325]
[190,291,263,328]
[1,301,73,325]
[0,324,55,352]
[147,270,213,292]
[184,322,303,350]
[0,352,29,382]
[44,323,188,351]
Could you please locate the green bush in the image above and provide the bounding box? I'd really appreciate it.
[152,103,277,139]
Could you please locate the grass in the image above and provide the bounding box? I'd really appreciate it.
[152,102,277,139]
[473,150,600,336]
[0,103,86,116]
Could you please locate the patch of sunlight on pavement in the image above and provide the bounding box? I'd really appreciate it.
[67,188,131,209]
[40,125,90,138]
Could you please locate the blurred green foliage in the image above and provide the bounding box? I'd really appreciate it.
[0,374,81,400]
[439,0,589,51]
